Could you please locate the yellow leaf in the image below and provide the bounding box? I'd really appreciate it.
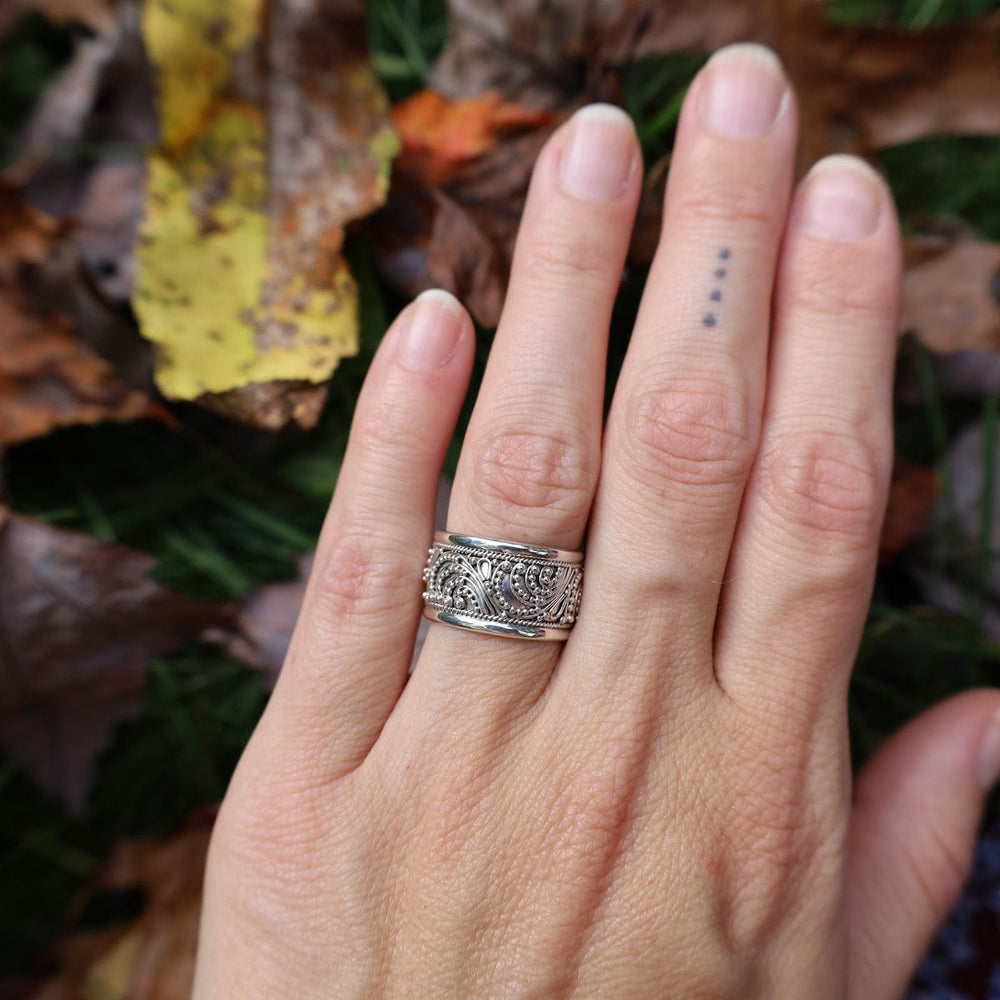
[134,0,394,408]
[142,0,261,151]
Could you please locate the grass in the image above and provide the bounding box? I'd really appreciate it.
[2,0,1000,984]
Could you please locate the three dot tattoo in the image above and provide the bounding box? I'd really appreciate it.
[703,248,730,328]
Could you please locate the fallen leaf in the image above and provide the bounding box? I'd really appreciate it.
[879,462,937,565]
[34,816,212,1000]
[133,0,398,426]
[392,89,552,186]
[0,511,228,810]
[369,123,554,326]
[430,0,621,107]
[900,233,1000,354]
[12,2,158,306]
[0,183,150,446]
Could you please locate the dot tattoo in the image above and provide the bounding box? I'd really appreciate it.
[703,248,731,328]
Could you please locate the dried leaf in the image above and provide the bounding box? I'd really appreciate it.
[430,0,619,106]
[133,0,398,425]
[0,183,149,446]
[392,89,552,185]
[370,123,554,326]
[0,512,228,809]
[34,818,211,1000]
[12,2,157,304]
[900,233,1000,354]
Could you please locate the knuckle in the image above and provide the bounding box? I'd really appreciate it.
[758,430,886,559]
[782,259,886,326]
[521,233,615,286]
[673,176,776,229]
[351,392,424,459]
[622,377,756,493]
[313,532,413,625]
[472,425,595,522]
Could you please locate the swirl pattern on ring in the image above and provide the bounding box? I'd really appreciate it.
[423,543,582,628]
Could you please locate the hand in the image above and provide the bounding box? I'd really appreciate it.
[193,43,1000,999]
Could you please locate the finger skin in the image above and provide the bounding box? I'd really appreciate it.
[848,689,1000,1000]
[446,104,641,553]
[413,104,641,714]
[713,155,901,722]
[260,290,474,778]
[573,44,797,701]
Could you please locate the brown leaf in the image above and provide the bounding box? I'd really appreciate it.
[195,379,328,432]
[0,183,150,446]
[0,512,228,810]
[601,2,1000,165]
[900,233,1000,354]
[34,816,212,1000]
[370,122,555,326]
[430,0,606,107]
[392,89,552,186]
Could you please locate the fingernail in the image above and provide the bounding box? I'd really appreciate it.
[559,104,638,202]
[799,155,883,242]
[977,707,1000,790]
[397,289,465,372]
[698,43,789,139]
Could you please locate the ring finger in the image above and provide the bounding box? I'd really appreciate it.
[414,104,642,708]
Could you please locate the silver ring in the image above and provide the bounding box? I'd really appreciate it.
[422,532,583,641]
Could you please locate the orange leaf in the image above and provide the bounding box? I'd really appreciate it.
[392,89,552,186]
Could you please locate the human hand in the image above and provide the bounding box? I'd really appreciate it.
[193,43,1000,999]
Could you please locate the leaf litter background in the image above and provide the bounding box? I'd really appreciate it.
[2,0,1000,995]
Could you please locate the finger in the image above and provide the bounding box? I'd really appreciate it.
[571,44,797,692]
[713,155,901,712]
[260,291,474,778]
[848,690,1000,1000]
[415,106,641,695]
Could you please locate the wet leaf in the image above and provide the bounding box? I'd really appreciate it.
[0,511,228,810]
[133,0,398,425]
[0,183,150,447]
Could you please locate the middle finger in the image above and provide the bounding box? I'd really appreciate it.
[577,44,797,692]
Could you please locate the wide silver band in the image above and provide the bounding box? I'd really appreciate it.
[422,532,583,641]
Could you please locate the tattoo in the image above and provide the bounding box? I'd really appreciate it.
[703,248,731,328]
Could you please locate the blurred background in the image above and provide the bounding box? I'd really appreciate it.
[1,0,999,995]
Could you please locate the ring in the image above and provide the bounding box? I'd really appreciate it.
[422,532,583,640]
